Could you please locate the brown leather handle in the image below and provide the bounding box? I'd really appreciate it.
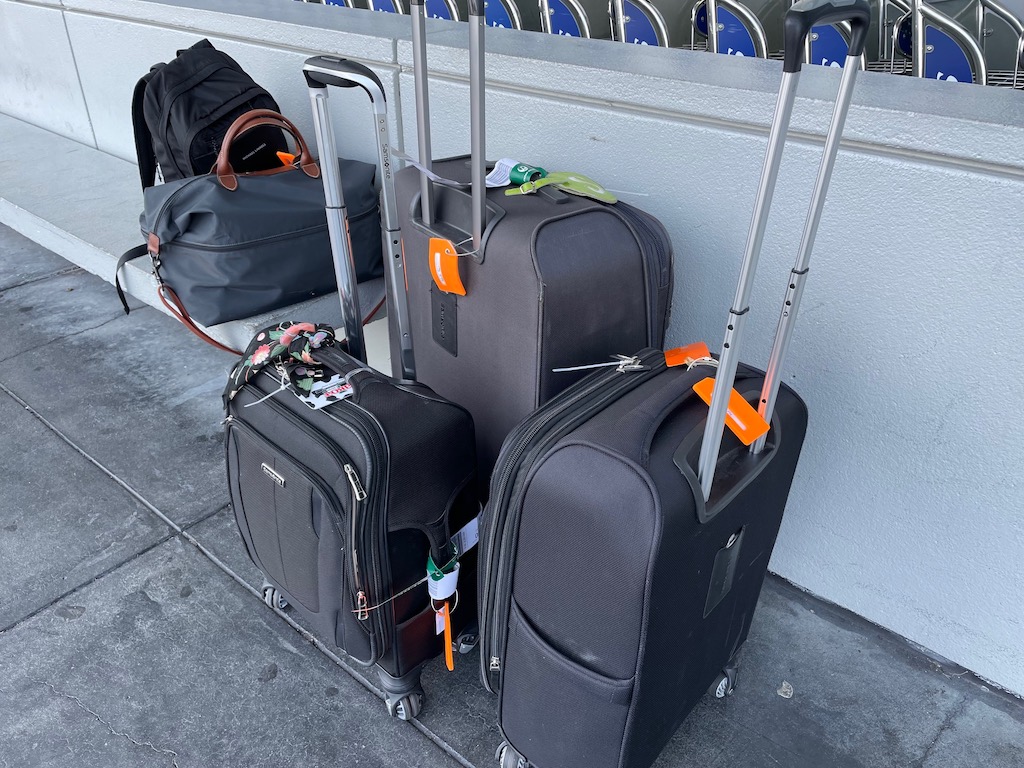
[216,109,320,191]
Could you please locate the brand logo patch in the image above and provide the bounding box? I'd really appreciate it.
[261,463,286,488]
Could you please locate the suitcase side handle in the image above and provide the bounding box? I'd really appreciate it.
[783,0,871,72]
[697,0,868,501]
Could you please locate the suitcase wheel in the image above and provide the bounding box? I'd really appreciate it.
[455,622,480,655]
[261,582,289,611]
[710,663,739,699]
[385,689,424,721]
[496,741,528,768]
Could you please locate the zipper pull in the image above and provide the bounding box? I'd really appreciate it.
[551,354,647,374]
[356,591,369,621]
[345,464,368,501]
[613,354,646,373]
[222,415,234,426]
[489,656,501,672]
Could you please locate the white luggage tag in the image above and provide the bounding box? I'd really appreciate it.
[293,374,353,410]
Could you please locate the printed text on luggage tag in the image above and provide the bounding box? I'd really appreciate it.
[293,374,353,410]
[692,377,770,446]
[429,237,467,296]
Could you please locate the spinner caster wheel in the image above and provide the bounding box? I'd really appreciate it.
[455,627,479,655]
[385,688,424,721]
[261,583,288,611]
[710,664,738,699]
[496,741,527,768]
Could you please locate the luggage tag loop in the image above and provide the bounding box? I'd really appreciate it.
[552,354,646,374]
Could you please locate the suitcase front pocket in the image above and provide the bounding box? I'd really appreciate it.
[501,602,634,768]
[227,422,346,615]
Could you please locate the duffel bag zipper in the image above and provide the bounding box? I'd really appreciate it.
[479,349,667,693]
[167,223,327,251]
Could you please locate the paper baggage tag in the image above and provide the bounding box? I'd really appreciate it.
[665,342,712,367]
[451,514,480,557]
[692,377,770,446]
[293,374,353,410]
[429,237,467,296]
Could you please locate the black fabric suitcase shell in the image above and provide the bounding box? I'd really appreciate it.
[225,346,478,694]
[395,158,673,481]
[479,350,808,768]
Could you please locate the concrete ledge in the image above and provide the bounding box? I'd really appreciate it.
[0,113,385,353]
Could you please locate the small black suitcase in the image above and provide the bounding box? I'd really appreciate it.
[478,2,871,765]
[225,57,480,720]
[394,0,674,482]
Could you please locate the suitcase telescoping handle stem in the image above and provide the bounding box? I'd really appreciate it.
[409,0,488,251]
[303,57,417,381]
[696,0,870,502]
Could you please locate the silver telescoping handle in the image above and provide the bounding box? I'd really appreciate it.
[304,75,365,364]
[303,57,416,382]
[468,0,487,252]
[408,0,487,252]
[696,0,871,501]
[409,0,435,226]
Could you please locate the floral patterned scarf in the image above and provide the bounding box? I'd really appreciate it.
[223,321,340,407]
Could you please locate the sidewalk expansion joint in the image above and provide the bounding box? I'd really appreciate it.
[0,308,149,367]
[0,380,182,533]
[0,532,177,635]
[0,265,82,294]
[34,679,180,767]
[0,384,474,767]
[178,529,476,768]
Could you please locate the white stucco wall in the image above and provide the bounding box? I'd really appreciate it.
[2,0,1022,695]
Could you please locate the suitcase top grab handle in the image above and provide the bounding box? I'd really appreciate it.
[697,0,870,501]
[409,0,488,252]
[783,0,871,72]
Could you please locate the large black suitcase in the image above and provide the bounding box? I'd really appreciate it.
[478,3,871,765]
[224,58,479,720]
[394,0,673,481]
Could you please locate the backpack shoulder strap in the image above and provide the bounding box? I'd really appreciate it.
[131,72,158,190]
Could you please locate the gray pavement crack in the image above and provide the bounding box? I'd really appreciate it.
[0,533,177,634]
[911,692,970,767]
[35,680,180,767]
[0,308,147,366]
[0,264,82,293]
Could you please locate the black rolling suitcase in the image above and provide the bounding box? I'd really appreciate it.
[478,3,871,765]
[224,57,479,720]
[394,0,674,481]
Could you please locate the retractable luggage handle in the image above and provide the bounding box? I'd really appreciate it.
[697,0,870,501]
[303,57,417,381]
[409,0,488,251]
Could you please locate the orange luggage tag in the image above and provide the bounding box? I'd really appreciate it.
[692,377,770,446]
[428,237,467,296]
[428,553,460,671]
[665,342,712,367]
[276,151,297,166]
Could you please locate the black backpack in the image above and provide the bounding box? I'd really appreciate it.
[132,39,289,189]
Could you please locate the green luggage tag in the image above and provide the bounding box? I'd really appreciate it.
[505,171,617,204]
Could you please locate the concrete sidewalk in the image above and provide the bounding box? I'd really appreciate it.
[1,223,1021,767]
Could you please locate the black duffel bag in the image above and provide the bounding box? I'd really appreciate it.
[116,109,383,349]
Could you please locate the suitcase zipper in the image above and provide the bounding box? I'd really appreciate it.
[246,383,391,664]
[479,348,666,693]
[614,202,672,344]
